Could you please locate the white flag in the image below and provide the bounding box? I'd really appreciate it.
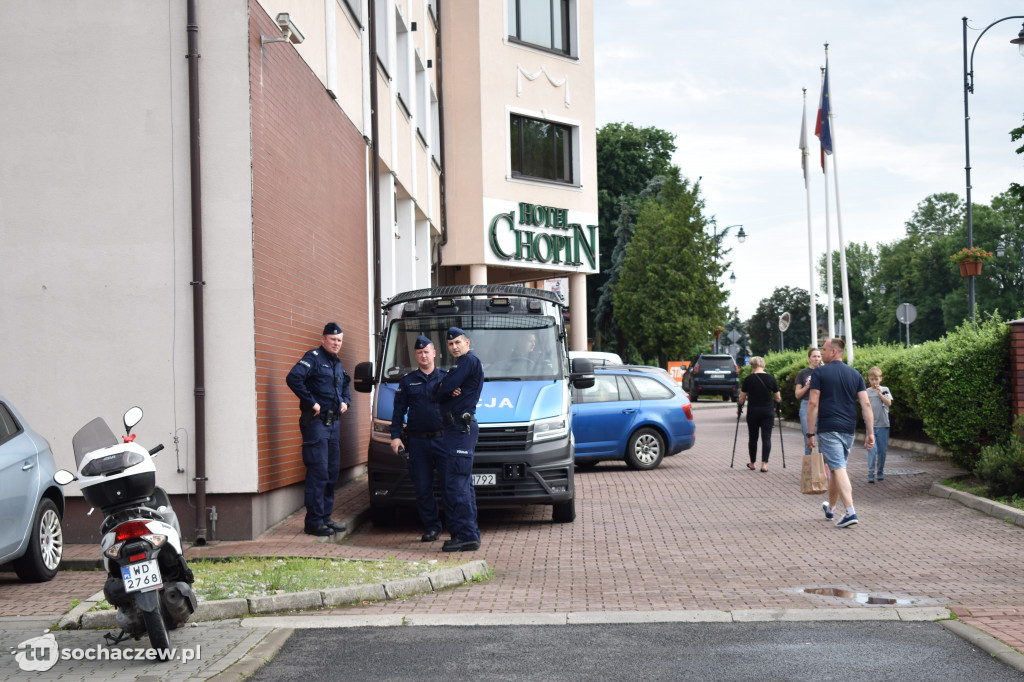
[799,97,809,189]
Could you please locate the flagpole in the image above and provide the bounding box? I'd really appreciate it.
[825,46,855,364]
[817,67,835,340]
[800,88,816,350]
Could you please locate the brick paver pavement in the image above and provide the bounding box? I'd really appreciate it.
[3,401,1024,656]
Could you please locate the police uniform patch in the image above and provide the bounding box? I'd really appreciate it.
[299,360,311,368]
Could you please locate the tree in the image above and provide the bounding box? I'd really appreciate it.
[611,169,725,366]
[818,242,877,345]
[589,123,676,351]
[748,287,821,354]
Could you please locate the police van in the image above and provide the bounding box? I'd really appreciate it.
[353,284,594,524]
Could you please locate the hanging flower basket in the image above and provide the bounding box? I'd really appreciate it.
[949,247,994,278]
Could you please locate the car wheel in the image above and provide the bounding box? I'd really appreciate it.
[552,498,575,523]
[13,498,63,582]
[625,428,665,471]
[688,389,699,402]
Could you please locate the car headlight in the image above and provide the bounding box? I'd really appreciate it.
[371,419,393,443]
[533,416,569,443]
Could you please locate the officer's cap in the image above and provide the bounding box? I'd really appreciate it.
[446,326,467,341]
[322,322,343,336]
[414,335,433,350]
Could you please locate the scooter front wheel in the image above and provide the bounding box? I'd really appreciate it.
[141,607,171,660]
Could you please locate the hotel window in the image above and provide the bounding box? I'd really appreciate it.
[507,0,573,56]
[510,113,573,184]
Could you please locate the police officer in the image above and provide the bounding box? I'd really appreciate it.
[390,335,447,542]
[286,322,351,536]
[433,326,484,552]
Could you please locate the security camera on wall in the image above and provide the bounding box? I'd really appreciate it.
[275,13,305,45]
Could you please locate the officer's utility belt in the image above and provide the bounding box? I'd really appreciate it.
[318,409,338,427]
[406,429,444,439]
[443,412,475,427]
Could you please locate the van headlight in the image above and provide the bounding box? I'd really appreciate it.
[371,419,393,443]
[533,416,568,443]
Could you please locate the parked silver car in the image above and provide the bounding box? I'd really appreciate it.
[0,395,64,581]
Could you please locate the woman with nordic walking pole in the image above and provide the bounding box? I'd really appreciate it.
[736,357,781,472]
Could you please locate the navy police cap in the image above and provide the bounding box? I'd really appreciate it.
[446,326,467,341]
[323,322,343,336]
[414,335,432,350]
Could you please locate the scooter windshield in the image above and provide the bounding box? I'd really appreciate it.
[71,417,119,467]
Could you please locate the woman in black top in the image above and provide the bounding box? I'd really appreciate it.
[737,356,782,472]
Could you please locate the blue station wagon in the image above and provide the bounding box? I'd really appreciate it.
[571,366,696,470]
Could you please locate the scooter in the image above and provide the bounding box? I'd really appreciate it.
[55,407,196,659]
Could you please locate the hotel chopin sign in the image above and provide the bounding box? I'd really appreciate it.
[484,200,599,274]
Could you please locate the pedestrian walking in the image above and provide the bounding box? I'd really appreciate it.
[794,347,822,454]
[865,366,892,483]
[805,338,874,528]
[737,356,781,472]
[285,322,351,536]
[433,327,484,552]
[390,335,448,542]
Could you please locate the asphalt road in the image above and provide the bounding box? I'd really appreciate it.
[251,621,1024,682]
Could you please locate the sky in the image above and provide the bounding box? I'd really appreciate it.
[593,0,1024,322]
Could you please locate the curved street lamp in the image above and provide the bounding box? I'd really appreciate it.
[962,15,1024,320]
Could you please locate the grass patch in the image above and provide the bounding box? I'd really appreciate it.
[941,477,1024,512]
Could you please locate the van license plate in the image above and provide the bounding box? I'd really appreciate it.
[121,560,163,593]
[472,474,496,486]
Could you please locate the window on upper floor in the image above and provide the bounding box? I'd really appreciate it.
[430,88,440,164]
[415,55,428,143]
[375,0,390,75]
[395,10,411,115]
[510,113,573,184]
[507,0,574,56]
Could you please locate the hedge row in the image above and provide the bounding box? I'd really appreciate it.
[744,315,1013,470]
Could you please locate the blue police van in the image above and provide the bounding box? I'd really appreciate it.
[353,285,594,524]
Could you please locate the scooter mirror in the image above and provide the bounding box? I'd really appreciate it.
[123,406,144,434]
[54,469,76,485]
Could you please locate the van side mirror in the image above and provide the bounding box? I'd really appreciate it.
[353,361,375,393]
[570,358,595,389]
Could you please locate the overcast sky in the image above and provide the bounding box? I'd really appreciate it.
[593,0,1024,322]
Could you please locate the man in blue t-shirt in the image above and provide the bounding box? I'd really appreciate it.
[806,338,874,528]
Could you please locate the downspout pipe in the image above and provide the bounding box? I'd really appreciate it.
[368,0,382,338]
[433,0,448,285]
[186,0,208,544]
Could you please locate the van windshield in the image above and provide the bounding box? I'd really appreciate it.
[381,315,562,382]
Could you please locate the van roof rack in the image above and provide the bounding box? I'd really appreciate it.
[384,285,564,310]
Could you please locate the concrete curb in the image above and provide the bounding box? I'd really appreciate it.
[942,620,1024,674]
[928,483,1024,528]
[72,560,489,629]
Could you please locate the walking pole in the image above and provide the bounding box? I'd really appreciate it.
[730,407,741,468]
[777,408,786,469]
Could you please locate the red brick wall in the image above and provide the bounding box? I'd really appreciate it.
[249,1,370,491]
[1011,320,1024,418]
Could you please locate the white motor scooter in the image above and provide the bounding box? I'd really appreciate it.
[55,407,196,659]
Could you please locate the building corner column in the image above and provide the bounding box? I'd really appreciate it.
[569,273,587,351]
[469,264,487,285]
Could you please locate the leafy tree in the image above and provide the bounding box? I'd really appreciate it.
[590,123,676,351]
[818,241,877,345]
[747,286,821,355]
[1009,116,1024,207]
[611,169,724,366]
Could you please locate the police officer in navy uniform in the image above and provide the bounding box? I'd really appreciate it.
[433,326,484,552]
[286,322,351,536]
[390,335,448,542]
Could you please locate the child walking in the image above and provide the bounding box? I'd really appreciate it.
[866,367,893,482]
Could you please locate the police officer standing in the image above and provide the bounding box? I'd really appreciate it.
[286,323,351,536]
[433,326,483,552]
[390,335,447,542]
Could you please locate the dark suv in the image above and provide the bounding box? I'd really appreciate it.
[681,354,739,402]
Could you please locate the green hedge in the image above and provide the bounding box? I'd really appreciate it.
[750,315,1012,470]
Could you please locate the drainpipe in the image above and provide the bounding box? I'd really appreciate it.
[433,0,448,286]
[186,0,208,545]
[368,0,382,337]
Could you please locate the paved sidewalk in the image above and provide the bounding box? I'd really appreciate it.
[3,401,1024,679]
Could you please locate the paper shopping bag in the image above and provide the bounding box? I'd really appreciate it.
[800,449,829,495]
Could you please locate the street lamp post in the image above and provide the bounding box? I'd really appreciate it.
[711,224,747,353]
[962,15,1024,320]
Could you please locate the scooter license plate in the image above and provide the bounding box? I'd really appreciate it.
[121,560,163,593]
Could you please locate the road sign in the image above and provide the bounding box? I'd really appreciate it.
[896,303,917,324]
[727,329,741,344]
[779,312,791,332]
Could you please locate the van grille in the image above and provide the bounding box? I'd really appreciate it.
[477,424,531,451]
